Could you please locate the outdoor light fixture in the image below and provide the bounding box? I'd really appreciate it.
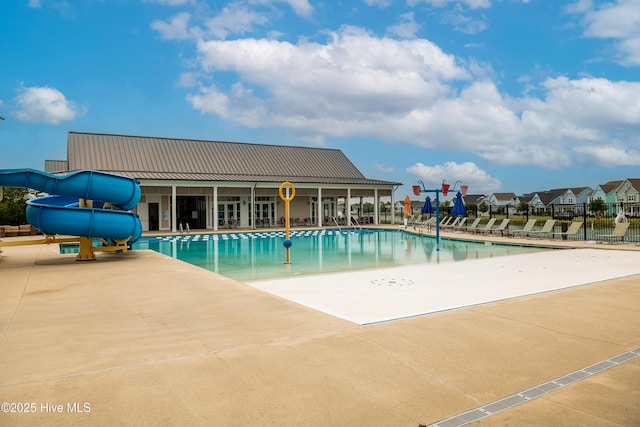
[413,179,468,251]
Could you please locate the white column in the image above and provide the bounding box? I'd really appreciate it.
[374,188,379,225]
[346,188,351,227]
[391,190,396,225]
[171,185,177,232]
[213,186,218,231]
[317,187,322,227]
[251,186,255,229]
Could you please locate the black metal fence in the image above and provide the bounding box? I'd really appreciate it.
[439,202,639,243]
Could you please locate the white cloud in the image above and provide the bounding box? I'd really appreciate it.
[151,3,272,41]
[234,0,313,18]
[387,12,421,39]
[14,86,85,125]
[151,12,197,40]
[364,0,394,6]
[375,163,396,173]
[191,25,469,116]
[204,3,269,39]
[406,161,502,194]
[573,145,640,166]
[574,0,640,65]
[280,0,314,18]
[143,0,194,5]
[407,0,491,9]
[565,0,593,14]
[28,0,41,8]
[176,72,200,88]
[441,10,488,34]
[177,20,640,169]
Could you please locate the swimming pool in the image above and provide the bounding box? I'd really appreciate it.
[133,229,551,282]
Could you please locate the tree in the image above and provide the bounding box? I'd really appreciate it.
[588,198,606,217]
[516,202,529,214]
[362,202,374,215]
[478,201,489,215]
[0,187,29,225]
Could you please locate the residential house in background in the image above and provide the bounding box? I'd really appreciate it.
[590,180,624,216]
[616,179,640,217]
[481,192,518,215]
[518,194,539,211]
[461,194,484,206]
[515,187,590,218]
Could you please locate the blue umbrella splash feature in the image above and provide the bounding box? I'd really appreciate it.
[421,196,434,215]
[451,191,466,217]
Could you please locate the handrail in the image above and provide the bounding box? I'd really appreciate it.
[351,217,362,231]
[332,216,342,231]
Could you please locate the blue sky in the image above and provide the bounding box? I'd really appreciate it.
[1,0,640,199]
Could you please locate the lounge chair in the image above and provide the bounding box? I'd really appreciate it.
[551,221,583,240]
[439,216,452,227]
[459,218,482,233]
[526,219,557,238]
[507,219,538,237]
[473,218,496,234]
[413,216,435,231]
[482,218,510,236]
[451,217,468,231]
[442,217,461,229]
[596,222,630,243]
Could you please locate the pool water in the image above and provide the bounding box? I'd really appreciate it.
[133,229,551,282]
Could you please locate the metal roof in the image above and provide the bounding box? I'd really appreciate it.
[44,160,68,173]
[66,132,400,186]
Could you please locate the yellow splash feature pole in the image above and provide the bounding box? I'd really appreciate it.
[77,198,97,261]
[278,181,296,264]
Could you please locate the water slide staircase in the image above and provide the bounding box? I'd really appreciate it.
[0,168,142,261]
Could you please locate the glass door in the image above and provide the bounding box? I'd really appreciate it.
[323,198,335,224]
[218,202,239,228]
[254,198,275,227]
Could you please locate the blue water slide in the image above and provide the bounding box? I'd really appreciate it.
[0,169,142,242]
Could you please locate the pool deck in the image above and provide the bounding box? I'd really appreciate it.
[1,228,639,426]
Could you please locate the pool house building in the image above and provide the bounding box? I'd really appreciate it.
[45,132,401,232]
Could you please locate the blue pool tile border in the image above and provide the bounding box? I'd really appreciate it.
[147,229,366,242]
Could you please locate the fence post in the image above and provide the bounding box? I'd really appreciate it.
[582,203,587,241]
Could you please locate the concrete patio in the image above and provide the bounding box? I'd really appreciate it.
[0,232,639,426]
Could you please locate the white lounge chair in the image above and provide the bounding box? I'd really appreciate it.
[474,218,496,234]
[551,221,583,240]
[451,217,468,231]
[596,222,630,243]
[508,219,538,237]
[527,219,556,238]
[482,218,510,236]
[460,218,482,233]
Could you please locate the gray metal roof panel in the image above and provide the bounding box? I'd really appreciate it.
[67,132,380,182]
[64,132,400,186]
[110,171,399,185]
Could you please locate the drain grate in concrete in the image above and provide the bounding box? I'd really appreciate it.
[369,277,415,287]
[427,347,640,427]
